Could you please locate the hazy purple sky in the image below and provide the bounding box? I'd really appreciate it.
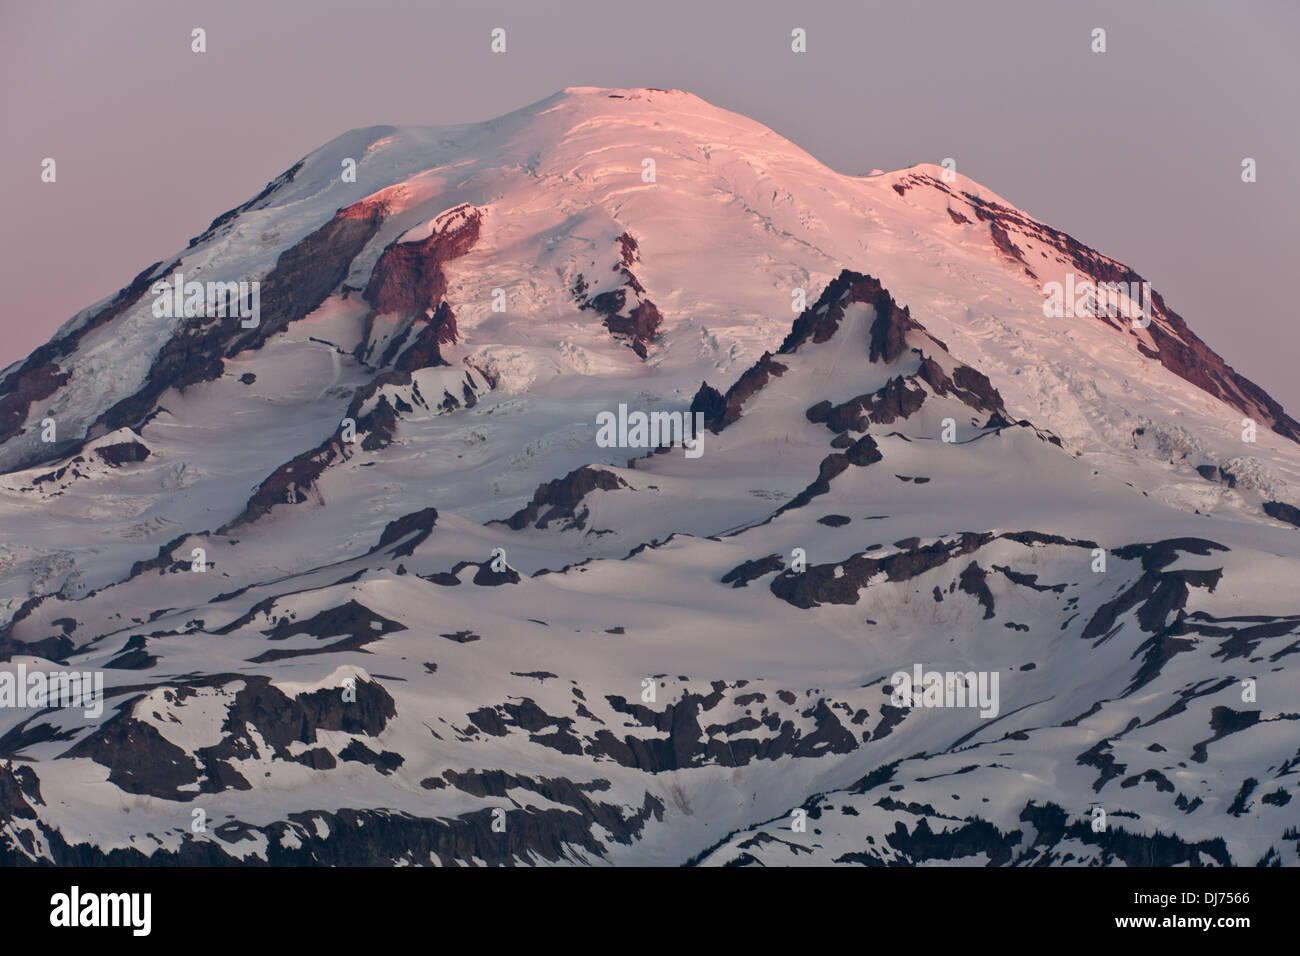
[4,0,1297,408]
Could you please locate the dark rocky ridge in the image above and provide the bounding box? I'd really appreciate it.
[771,532,994,609]
[1263,500,1300,528]
[185,160,305,251]
[222,365,480,531]
[698,270,1009,436]
[57,674,397,801]
[0,754,666,866]
[92,197,390,447]
[497,465,629,531]
[94,440,150,466]
[0,258,173,466]
[373,507,439,557]
[465,681,862,772]
[356,204,481,367]
[896,170,1300,443]
[572,232,663,358]
[0,181,418,476]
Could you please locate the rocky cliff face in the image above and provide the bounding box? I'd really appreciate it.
[894,170,1300,444]
[357,203,481,366]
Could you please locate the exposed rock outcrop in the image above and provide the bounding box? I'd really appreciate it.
[356,203,480,367]
[498,465,628,531]
[572,231,662,358]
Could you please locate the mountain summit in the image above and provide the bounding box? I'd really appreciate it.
[2,89,1297,866]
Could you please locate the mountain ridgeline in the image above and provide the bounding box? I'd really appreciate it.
[1,89,1297,866]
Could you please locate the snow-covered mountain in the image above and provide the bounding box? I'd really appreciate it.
[2,87,1297,866]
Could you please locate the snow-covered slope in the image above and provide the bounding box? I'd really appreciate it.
[1,88,1297,866]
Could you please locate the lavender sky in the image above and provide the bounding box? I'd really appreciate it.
[3,0,1297,408]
